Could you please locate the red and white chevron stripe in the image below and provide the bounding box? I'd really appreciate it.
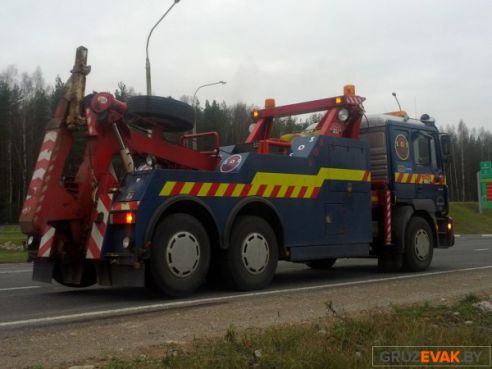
[86,192,113,259]
[384,189,392,245]
[111,201,140,211]
[86,164,118,259]
[345,96,365,105]
[38,226,55,258]
[21,131,59,219]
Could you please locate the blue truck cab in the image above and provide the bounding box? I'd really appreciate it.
[361,113,454,269]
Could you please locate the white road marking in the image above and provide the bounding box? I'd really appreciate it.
[482,234,492,238]
[474,248,490,251]
[0,269,31,274]
[455,234,461,238]
[0,263,29,268]
[0,286,40,292]
[1,265,491,329]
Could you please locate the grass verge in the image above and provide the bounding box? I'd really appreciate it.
[0,224,24,244]
[89,295,491,369]
[450,202,492,234]
[0,249,28,263]
[0,225,26,263]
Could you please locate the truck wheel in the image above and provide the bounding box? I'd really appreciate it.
[221,216,278,291]
[403,216,434,272]
[150,213,210,297]
[305,258,337,270]
[126,95,194,132]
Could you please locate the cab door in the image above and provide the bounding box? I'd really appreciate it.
[390,127,414,200]
[411,130,442,207]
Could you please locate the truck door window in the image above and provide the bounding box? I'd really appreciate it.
[414,133,437,169]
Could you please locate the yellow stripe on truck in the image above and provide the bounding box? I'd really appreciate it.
[198,182,212,196]
[160,181,176,196]
[251,167,368,187]
[159,167,370,198]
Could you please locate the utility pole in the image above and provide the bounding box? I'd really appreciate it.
[145,0,181,95]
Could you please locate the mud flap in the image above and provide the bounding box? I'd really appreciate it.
[32,260,55,283]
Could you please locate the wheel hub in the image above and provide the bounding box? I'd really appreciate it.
[414,229,430,261]
[166,231,200,278]
[241,233,269,275]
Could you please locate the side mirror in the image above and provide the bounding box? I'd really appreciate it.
[439,133,452,163]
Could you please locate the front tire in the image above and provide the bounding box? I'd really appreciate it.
[150,213,210,297]
[221,216,278,291]
[403,216,434,272]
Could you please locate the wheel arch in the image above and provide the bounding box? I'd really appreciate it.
[145,196,221,250]
[392,205,414,253]
[223,197,285,256]
[392,204,438,252]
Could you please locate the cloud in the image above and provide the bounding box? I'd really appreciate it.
[0,0,491,129]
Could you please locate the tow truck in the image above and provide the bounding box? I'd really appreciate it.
[20,47,454,296]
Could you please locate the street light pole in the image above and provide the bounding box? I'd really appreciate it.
[191,81,227,150]
[145,0,181,96]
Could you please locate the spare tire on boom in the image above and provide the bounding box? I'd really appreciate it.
[126,95,194,132]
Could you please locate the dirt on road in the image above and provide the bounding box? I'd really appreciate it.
[1,268,491,369]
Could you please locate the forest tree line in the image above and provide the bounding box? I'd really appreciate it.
[0,67,490,223]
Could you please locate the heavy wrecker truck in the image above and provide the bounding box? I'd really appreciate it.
[20,47,454,296]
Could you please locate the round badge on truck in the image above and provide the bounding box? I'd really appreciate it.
[220,154,242,173]
[395,134,410,161]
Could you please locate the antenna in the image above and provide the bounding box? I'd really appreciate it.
[392,92,402,112]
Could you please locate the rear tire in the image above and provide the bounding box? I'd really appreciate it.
[403,216,434,272]
[150,213,210,297]
[306,258,337,270]
[221,216,278,291]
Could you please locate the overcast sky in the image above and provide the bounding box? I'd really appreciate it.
[1,0,491,131]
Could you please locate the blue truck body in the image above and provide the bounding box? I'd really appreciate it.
[103,114,454,276]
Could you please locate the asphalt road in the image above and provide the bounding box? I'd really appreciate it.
[0,235,491,328]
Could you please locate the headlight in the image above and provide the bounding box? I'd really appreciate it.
[337,108,350,122]
[27,236,34,246]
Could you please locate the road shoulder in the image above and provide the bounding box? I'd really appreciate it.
[1,268,492,369]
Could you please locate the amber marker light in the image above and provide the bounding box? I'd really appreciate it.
[344,84,356,96]
[111,212,136,224]
[264,98,276,109]
[126,212,135,224]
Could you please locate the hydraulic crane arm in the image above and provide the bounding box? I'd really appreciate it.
[20,47,220,265]
[246,85,366,146]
